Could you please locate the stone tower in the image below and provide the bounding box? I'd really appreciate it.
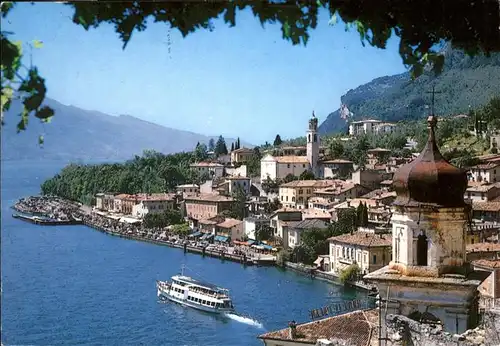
[306,111,320,176]
[365,115,487,341]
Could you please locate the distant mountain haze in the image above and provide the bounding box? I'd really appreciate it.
[319,47,500,134]
[1,97,252,161]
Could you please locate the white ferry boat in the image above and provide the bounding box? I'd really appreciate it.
[156,267,235,314]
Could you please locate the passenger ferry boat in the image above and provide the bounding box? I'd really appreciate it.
[156,266,235,314]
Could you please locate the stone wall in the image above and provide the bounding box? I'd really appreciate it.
[384,310,500,346]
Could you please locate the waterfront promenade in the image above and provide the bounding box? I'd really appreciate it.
[12,196,275,266]
[12,195,373,291]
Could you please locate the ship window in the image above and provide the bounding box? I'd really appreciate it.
[202,300,206,305]
[211,302,215,306]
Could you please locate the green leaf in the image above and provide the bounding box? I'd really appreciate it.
[1,86,13,111]
[32,39,43,49]
[16,109,29,133]
[328,13,337,26]
[35,106,54,119]
[283,21,291,39]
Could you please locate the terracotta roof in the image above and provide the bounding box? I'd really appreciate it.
[314,181,358,196]
[114,194,132,199]
[328,232,392,247]
[302,209,332,220]
[466,242,500,253]
[258,309,378,346]
[274,155,310,164]
[217,218,243,228]
[231,147,254,153]
[281,180,337,188]
[290,219,329,229]
[272,207,302,214]
[466,183,499,193]
[184,193,234,203]
[476,154,500,162]
[137,194,174,202]
[361,189,396,200]
[473,259,500,269]
[472,201,500,212]
[471,162,500,170]
[333,198,379,209]
[198,219,218,225]
[308,197,335,205]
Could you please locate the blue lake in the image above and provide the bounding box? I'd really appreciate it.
[1,160,366,346]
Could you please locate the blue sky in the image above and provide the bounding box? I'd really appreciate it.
[5,3,407,144]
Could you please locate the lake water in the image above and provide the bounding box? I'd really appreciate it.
[1,160,366,346]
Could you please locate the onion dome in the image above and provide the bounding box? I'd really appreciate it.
[392,115,468,207]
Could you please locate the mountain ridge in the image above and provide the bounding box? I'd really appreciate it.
[319,47,500,134]
[1,97,251,161]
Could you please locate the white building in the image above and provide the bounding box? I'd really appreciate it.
[243,216,270,240]
[328,231,391,275]
[260,113,321,181]
[131,193,176,219]
[468,162,500,183]
[365,115,487,335]
[374,122,397,134]
[226,176,251,195]
[189,162,225,178]
[348,119,382,136]
[260,155,310,181]
[286,219,329,249]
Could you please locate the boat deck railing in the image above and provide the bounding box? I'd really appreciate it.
[188,286,229,299]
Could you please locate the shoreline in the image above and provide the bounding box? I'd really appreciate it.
[12,195,373,291]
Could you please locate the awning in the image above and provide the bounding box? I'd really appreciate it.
[189,231,202,237]
[200,233,214,240]
[261,244,274,251]
[246,240,256,246]
[214,235,229,242]
[314,257,325,265]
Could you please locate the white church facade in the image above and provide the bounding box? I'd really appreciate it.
[260,113,337,182]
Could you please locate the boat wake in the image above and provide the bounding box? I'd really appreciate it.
[224,313,264,329]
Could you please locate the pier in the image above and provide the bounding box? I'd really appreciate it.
[12,213,82,226]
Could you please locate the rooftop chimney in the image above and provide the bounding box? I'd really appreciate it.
[288,321,297,339]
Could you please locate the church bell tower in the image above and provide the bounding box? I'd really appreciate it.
[306,111,320,177]
[365,113,487,341]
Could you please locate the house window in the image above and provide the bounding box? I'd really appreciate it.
[372,254,377,264]
[287,164,291,168]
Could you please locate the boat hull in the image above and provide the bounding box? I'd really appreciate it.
[157,287,234,315]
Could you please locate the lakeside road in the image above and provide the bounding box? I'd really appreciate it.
[12,195,374,291]
[12,196,273,266]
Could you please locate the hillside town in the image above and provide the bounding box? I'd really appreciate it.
[17,110,500,345]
